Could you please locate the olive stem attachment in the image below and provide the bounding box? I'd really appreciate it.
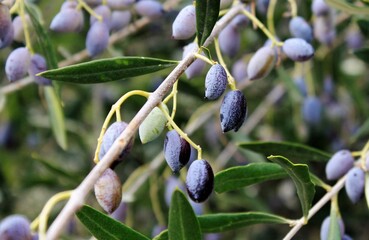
[193,53,215,65]
[159,102,202,160]
[77,0,103,22]
[214,38,237,91]
[288,0,298,17]
[283,176,346,240]
[94,90,150,163]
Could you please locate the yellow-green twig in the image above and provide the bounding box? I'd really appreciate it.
[18,0,34,54]
[159,103,202,160]
[38,191,73,240]
[77,0,103,22]
[94,90,150,163]
[288,0,298,17]
[267,0,278,37]
[241,9,283,47]
[193,53,214,65]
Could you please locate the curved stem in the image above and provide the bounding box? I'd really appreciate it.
[193,53,214,65]
[159,103,202,160]
[38,191,73,240]
[94,90,150,163]
[241,9,283,47]
[77,0,102,22]
[266,0,277,37]
[170,81,178,119]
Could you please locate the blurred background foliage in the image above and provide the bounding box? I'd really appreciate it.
[0,0,369,239]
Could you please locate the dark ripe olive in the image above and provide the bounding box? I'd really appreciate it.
[186,159,214,203]
[164,130,191,173]
[220,90,247,132]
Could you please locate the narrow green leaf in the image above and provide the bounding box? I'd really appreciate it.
[26,3,67,149]
[328,205,341,240]
[238,141,331,163]
[353,48,369,63]
[39,57,178,84]
[76,205,150,240]
[214,163,288,193]
[365,173,369,210]
[43,87,67,149]
[268,155,315,220]
[326,0,369,14]
[196,0,220,46]
[356,19,369,38]
[198,212,292,232]
[168,189,201,240]
[152,230,168,240]
[309,173,330,190]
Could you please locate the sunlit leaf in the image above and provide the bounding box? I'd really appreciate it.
[76,205,150,240]
[168,189,201,240]
[214,163,288,193]
[39,57,178,84]
[268,155,315,220]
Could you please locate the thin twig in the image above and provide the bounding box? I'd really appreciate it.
[283,176,346,240]
[46,5,245,239]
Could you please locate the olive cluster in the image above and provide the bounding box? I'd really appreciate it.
[0,3,50,85]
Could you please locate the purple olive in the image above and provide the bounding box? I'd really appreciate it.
[345,167,365,204]
[302,96,322,125]
[218,24,240,58]
[186,159,214,203]
[232,57,248,82]
[282,38,314,62]
[312,0,330,16]
[0,3,13,49]
[325,150,354,180]
[289,16,313,43]
[90,5,111,27]
[320,216,345,240]
[247,46,276,80]
[182,42,206,79]
[172,5,196,40]
[0,214,32,240]
[220,90,247,132]
[5,47,31,82]
[28,54,52,85]
[205,64,227,100]
[135,0,164,18]
[86,21,110,56]
[110,10,131,31]
[50,8,84,32]
[164,130,191,173]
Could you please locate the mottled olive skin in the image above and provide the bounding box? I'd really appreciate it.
[0,215,32,240]
[86,21,110,56]
[205,64,227,100]
[186,159,214,203]
[345,167,365,204]
[172,5,196,40]
[5,47,31,82]
[99,121,134,168]
[164,130,191,173]
[220,90,247,132]
[94,168,122,214]
[282,38,314,62]
[325,150,354,180]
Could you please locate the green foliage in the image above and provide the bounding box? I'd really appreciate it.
[214,162,288,193]
[195,0,220,46]
[168,189,201,240]
[39,57,179,84]
[76,205,150,240]
[268,155,315,220]
[238,141,331,163]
